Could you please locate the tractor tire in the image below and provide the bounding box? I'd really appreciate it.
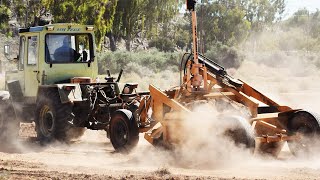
[110,111,139,152]
[287,111,320,157]
[35,89,85,144]
[222,115,255,151]
[0,91,19,142]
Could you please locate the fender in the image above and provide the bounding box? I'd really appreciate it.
[38,84,82,104]
[57,83,82,103]
[107,109,136,139]
[288,110,320,132]
[113,109,134,122]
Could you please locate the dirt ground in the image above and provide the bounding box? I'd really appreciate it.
[0,120,319,180]
[1,57,320,180]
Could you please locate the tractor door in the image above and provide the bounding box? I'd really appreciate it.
[24,34,40,98]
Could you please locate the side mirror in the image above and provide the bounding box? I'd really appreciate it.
[4,45,10,56]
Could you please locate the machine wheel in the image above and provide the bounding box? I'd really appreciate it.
[287,111,320,156]
[0,91,19,142]
[222,115,255,151]
[35,89,84,144]
[110,112,139,152]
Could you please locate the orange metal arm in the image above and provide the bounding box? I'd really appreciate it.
[240,82,292,112]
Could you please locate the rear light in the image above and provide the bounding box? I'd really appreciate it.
[47,26,54,31]
[86,26,94,31]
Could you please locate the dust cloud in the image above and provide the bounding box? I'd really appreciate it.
[2,43,320,179]
[169,101,255,169]
[236,53,320,111]
[11,51,320,174]
[232,42,320,169]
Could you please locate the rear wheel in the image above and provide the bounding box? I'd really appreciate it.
[110,112,139,152]
[35,89,85,144]
[287,111,320,156]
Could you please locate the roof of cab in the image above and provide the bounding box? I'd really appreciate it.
[18,23,84,33]
[19,26,44,33]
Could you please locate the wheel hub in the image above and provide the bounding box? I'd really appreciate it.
[115,121,128,145]
[40,106,55,137]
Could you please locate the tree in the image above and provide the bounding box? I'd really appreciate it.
[147,14,190,52]
[287,8,310,28]
[197,0,251,49]
[44,0,117,49]
[9,0,49,27]
[0,0,11,33]
[286,9,320,40]
[245,0,286,31]
[310,9,320,38]
[194,0,286,51]
[111,0,180,51]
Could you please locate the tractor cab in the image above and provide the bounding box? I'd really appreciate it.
[6,24,98,99]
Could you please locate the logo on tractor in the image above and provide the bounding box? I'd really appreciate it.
[56,28,80,32]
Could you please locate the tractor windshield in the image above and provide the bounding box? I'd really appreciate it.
[45,34,94,63]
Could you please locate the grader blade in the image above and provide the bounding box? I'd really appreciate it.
[142,85,190,147]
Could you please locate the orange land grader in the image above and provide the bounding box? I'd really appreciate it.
[109,0,320,158]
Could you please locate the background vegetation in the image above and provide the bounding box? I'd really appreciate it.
[1,0,320,85]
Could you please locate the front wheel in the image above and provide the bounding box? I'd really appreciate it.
[110,112,139,152]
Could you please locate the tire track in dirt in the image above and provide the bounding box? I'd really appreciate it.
[1,125,320,180]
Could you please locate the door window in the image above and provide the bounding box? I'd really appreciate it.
[27,36,38,65]
[19,36,26,70]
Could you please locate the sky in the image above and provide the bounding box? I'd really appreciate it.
[285,0,320,17]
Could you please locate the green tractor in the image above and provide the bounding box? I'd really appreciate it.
[1,24,146,151]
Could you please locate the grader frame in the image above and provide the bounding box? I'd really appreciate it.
[132,0,312,156]
[138,54,299,151]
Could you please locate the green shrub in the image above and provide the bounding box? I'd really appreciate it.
[97,49,182,76]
